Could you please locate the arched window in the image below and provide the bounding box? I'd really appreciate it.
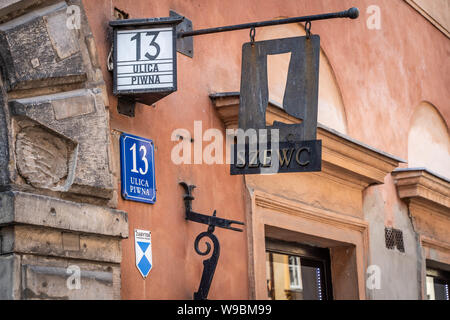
[408,101,450,179]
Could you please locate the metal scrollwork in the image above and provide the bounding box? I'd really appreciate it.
[180,182,244,300]
[193,230,220,300]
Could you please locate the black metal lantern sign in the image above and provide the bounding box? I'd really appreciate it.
[110,16,183,113]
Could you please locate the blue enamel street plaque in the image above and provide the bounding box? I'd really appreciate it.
[120,133,156,204]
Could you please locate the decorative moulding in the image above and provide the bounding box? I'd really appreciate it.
[392,168,450,216]
[393,168,449,265]
[250,189,369,300]
[254,190,369,234]
[421,235,450,253]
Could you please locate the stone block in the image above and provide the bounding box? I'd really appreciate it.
[0,84,9,187]
[0,255,15,299]
[10,89,114,199]
[51,90,96,120]
[0,0,37,20]
[0,2,86,91]
[62,232,80,251]
[0,191,128,238]
[1,254,120,300]
[0,225,123,263]
[85,34,100,69]
[0,254,21,300]
[15,124,77,191]
[44,8,80,60]
[21,259,116,300]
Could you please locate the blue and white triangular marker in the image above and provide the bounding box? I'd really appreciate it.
[135,229,152,278]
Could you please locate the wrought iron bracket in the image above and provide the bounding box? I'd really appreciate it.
[180,182,244,300]
[177,7,359,39]
[117,96,136,117]
[170,10,193,58]
[180,182,244,232]
[171,7,358,62]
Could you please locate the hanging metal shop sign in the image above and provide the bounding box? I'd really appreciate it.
[230,34,322,175]
[230,140,322,175]
[172,7,358,300]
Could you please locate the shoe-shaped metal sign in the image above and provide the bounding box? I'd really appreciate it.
[232,35,322,175]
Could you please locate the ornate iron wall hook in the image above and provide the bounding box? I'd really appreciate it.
[180,182,244,300]
[180,182,244,232]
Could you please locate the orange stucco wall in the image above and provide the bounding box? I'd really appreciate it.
[82,0,449,299]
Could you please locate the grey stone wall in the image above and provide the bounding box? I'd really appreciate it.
[0,79,9,187]
[363,183,422,299]
[0,0,127,299]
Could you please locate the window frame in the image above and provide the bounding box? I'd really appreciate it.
[265,238,333,300]
[426,266,450,300]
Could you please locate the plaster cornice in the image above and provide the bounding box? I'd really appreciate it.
[392,168,450,216]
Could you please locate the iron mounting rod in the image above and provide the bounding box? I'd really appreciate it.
[178,7,359,38]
